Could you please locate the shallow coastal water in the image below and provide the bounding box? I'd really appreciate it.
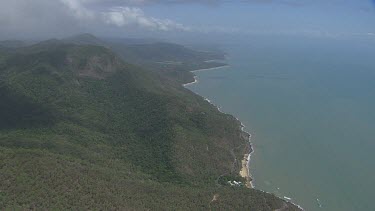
[186,37,375,211]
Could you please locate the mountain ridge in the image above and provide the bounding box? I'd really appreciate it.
[0,35,300,210]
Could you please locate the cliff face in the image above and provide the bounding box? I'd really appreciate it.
[0,37,300,210]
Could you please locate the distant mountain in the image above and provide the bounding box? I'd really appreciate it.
[107,39,226,84]
[63,33,108,47]
[62,34,227,84]
[0,37,300,210]
[105,37,161,45]
[112,42,225,62]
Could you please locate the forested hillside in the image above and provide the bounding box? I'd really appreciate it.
[0,37,300,210]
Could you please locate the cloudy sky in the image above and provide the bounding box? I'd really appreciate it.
[0,0,375,40]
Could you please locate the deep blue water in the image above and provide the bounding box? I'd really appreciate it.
[187,37,375,211]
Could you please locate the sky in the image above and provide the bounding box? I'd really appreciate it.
[0,0,375,41]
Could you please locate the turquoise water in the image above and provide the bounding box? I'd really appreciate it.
[187,37,375,211]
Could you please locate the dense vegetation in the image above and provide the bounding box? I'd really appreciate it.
[109,40,227,84]
[0,36,300,210]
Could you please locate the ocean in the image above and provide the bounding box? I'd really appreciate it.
[186,36,375,211]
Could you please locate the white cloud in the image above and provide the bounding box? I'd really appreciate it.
[0,0,82,38]
[60,0,95,20]
[58,0,190,31]
[77,0,219,6]
[0,0,190,39]
[102,7,190,31]
[59,0,190,31]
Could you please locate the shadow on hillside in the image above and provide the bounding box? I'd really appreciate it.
[0,85,56,130]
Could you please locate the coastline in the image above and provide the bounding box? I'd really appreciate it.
[191,65,230,73]
[182,76,198,86]
[239,121,254,188]
[183,64,254,189]
[183,65,229,87]
[183,64,304,211]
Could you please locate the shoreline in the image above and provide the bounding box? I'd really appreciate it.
[183,64,304,210]
[239,121,254,188]
[191,65,230,73]
[183,64,254,189]
[183,65,229,87]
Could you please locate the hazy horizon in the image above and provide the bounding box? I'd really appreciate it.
[1,1,375,210]
[1,0,375,43]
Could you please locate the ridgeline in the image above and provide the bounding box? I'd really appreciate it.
[0,35,300,210]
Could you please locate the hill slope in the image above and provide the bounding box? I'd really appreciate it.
[65,34,227,84]
[0,40,300,210]
[108,41,226,84]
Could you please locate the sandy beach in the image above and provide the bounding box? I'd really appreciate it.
[184,64,255,189]
[184,61,305,211]
[240,153,253,188]
[183,65,229,87]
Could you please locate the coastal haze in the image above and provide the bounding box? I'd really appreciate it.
[1,0,375,210]
[186,36,375,211]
